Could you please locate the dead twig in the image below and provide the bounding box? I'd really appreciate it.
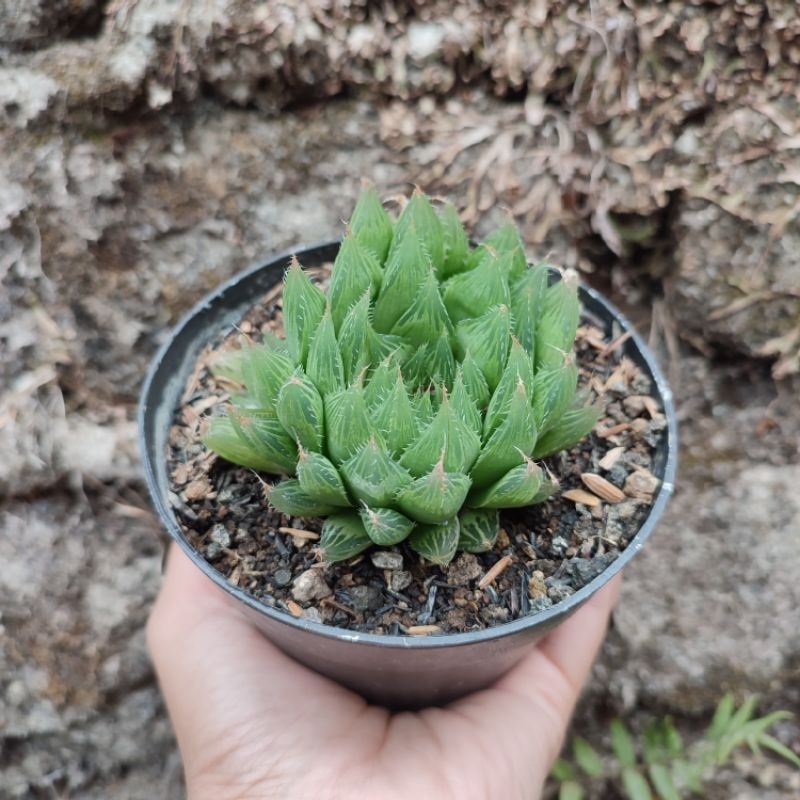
[478,555,513,590]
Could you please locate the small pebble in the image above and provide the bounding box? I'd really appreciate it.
[390,570,413,592]
[629,418,649,439]
[273,568,292,587]
[545,578,575,603]
[529,596,554,613]
[216,486,237,504]
[209,524,231,548]
[205,541,223,559]
[446,553,482,586]
[644,416,668,447]
[370,551,404,570]
[528,570,548,600]
[551,536,569,556]
[624,469,660,501]
[350,585,382,613]
[631,372,652,394]
[607,463,629,486]
[563,555,616,589]
[623,396,647,416]
[480,605,509,625]
[301,607,324,623]
[235,526,250,542]
[291,569,332,603]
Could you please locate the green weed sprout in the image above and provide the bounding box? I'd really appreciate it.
[552,694,800,800]
[205,187,600,564]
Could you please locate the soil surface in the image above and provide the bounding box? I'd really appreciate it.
[2,3,799,798]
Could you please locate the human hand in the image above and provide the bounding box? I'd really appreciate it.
[148,544,621,800]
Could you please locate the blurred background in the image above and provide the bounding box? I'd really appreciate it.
[1,1,798,797]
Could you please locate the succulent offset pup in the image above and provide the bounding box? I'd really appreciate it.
[205,188,600,565]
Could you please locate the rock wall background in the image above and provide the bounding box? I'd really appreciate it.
[1,1,799,797]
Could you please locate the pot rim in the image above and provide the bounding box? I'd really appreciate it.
[139,239,678,651]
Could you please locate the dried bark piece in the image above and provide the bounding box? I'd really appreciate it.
[598,446,626,470]
[182,477,213,502]
[581,472,626,503]
[478,554,512,589]
[562,488,602,507]
[407,625,442,635]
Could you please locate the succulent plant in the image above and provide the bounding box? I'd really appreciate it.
[205,187,600,565]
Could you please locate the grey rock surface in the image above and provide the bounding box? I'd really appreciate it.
[609,462,800,711]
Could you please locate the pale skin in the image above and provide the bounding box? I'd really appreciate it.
[148,545,621,800]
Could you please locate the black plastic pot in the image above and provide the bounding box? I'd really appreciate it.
[139,240,677,709]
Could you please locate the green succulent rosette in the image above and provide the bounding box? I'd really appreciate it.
[205,187,600,564]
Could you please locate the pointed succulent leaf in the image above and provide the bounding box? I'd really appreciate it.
[439,202,470,278]
[371,332,410,366]
[283,257,326,364]
[480,224,528,280]
[450,369,482,433]
[390,268,453,346]
[533,403,602,459]
[337,292,376,384]
[396,458,472,524]
[400,343,430,392]
[238,342,293,411]
[319,512,373,562]
[483,338,535,437]
[411,390,435,428]
[428,328,457,389]
[369,370,417,455]
[391,190,443,268]
[204,415,288,473]
[369,327,403,387]
[358,506,415,546]
[208,342,248,384]
[363,357,398,407]
[469,456,544,508]
[402,328,456,391]
[408,517,460,566]
[457,508,499,553]
[465,242,490,271]
[276,369,324,450]
[532,358,578,433]
[260,330,291,354]
[511,263,550,354]
[340,436,413,507]
[535,272,580,369]
[400,393,480,477]
[455,305,512,391]
[305,306,345,395]
[329,233,382,332]
[530,472,560,504]
[470,381,537,488]
[229,411,298,474]
[373,222,431,332]
[296,448,351,507]
[443,249,510,324]
[349,185,393,263]
[324,383,371,465]
[460,351,491,409]
[268,478,340,517]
